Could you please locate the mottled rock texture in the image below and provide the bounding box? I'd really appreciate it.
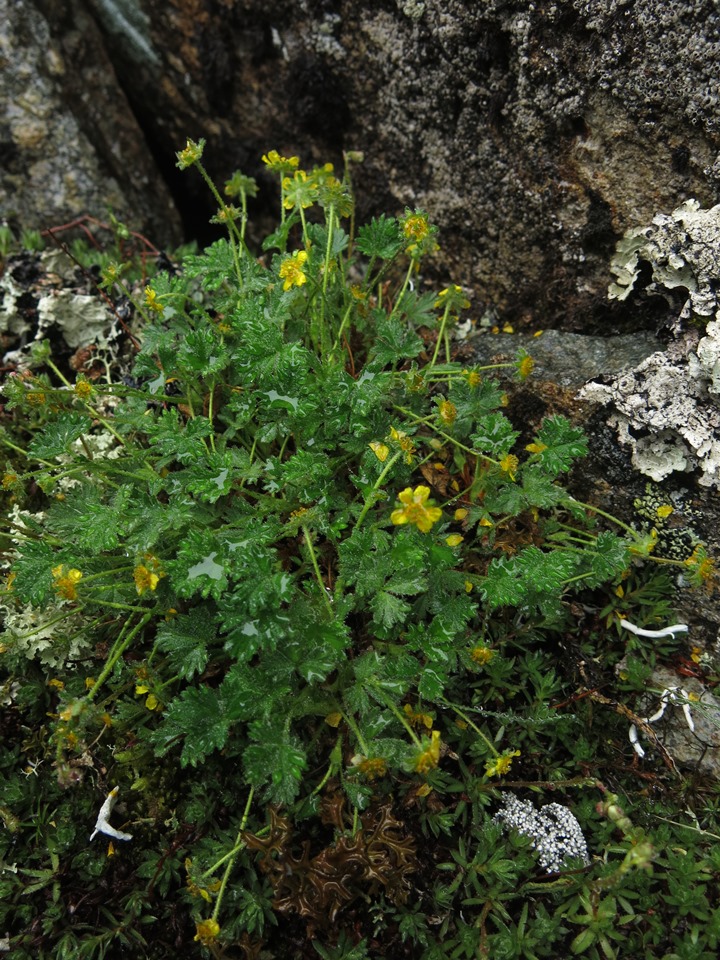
[0,0,180,245]
[4,0,719,327]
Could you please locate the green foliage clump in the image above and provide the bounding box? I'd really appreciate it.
[1,140,719,958]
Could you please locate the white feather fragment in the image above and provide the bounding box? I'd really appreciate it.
[90,787,132,841]
[620,619,688,638]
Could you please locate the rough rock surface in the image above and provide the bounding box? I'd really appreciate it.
[0,0,181,245]
[580,197,720,489]
[4,1,719,327]
[637,664,720,781]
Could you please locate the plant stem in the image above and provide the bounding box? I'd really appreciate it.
[302,525,333,616]
[441,699,500,757]
[352,451,403,533]
[211,787,255,922]
[87,613,151,701]
[429,303,453,369]
[368,681,422,748]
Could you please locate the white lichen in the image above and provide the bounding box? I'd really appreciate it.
[609,199,720,322]
[494,795,590,874]
[581,343,720,486]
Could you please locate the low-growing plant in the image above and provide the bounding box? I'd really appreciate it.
[1,141,719,958]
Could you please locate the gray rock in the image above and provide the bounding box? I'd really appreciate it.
[636,664,720,781]
[0,0,181,245]
[465,328,662,387]
[74,0,720,325]
[4,1,717,326]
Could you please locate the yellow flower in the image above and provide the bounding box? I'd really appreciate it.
[445,534,464,547]
[2,473,18,489]
[279,249,309,291]
[434,285,470,311]
[389,426,416,464]
[145,693,161,711]
[194,918,220,946]
[414,730,441,774]
[325,712,343,728]
[48,678,65,691]
[391,485,442,533]
[144,286,164,315]
[470,645,494,665]
[454,508,468,521]
[402,211,431,243]
[262,149,300,173]
[53,566,83,601]
[485,750,520,778]
[438,400,457,425]
[355,757,387,780]
[463,369,482,388]
[517,354,535,380]
[403,703,434,730]
[684,544,716,588]
[176,138,205,170]
[499,454,519,481]
[282,169,317,209]
[74,379,93,400]
[464,580,474,593]
[369,441,390,462]
[134,564,160,596]
[525,441,547,455]
[27,392,46,407]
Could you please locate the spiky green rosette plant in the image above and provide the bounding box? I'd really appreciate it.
[2,140,717,956]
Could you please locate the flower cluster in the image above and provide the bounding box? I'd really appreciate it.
[494,795,590,874]
[484,749,520,778]
[414,730,441,774]
[52,564,83,601]
[279,249,309,291]
[390,485,442,533]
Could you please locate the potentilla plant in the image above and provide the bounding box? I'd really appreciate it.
[1,140,714,949]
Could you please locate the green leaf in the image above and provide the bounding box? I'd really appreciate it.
[221,659,293,721]
[355,215,403,260]
[306,221,349,258]
[169,528,228,600]
[471,413,520,458]
[338,527,392,596]
[263,450,333,502]
[261,212,301,253]
[183,239,236,290]
[367,312,424,367]
[521,466,570,509]
[177,451,236,503]
[46,484,122,553]
[154,608,216,680]
[12,539,55,606]
[244,717,307,805]
[27,413,92,459]
[150,686,230,766]
[418,667,447,701]
[371,590,411,629]
[396,289,437,328]
[177,327,229,378]
[531,416,588,475]
[145,409,213,468]
[480,556,528,610]
[584,531,631,587]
